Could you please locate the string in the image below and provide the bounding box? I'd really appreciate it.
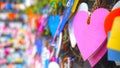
[70,46,81,58]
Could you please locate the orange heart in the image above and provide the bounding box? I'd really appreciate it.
[104,8,120,35]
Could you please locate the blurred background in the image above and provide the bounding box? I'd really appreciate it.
[0,0,120,68]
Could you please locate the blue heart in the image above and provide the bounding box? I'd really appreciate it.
[48,15,60,37]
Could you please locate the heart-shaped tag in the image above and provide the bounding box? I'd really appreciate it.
[68,17,76,48]
[105,8,120,63]
[73,8,109,60]
[104,8,120,35]
[112,1,120,10]
[104,9,120,62]
[48,15,60,37]
[107,17,120,64]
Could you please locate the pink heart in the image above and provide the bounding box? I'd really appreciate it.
[88,39,107,67]
[73,8,109,60]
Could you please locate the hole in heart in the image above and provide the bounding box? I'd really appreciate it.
[87,15,91,25]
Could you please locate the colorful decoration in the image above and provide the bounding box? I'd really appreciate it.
[73,8,109,67]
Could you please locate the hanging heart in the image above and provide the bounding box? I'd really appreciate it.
[107,18,120,65]
[48,15,60,37]
[77,3,107,66]
[104,8,120,63]
[73,8,109,60]
[107,17,120,62]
